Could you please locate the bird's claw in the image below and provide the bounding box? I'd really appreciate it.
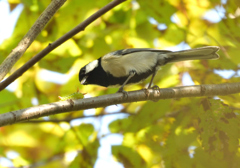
[150,85,161,94]
[143,88,150,98]
[144,85,160,102]
[117,88,128,98]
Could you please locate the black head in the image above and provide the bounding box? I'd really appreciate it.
[79,58,109,87]
[79,66,87,84]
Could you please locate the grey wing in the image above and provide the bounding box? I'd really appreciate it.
[112,48,172,56]
[101,48,171,77]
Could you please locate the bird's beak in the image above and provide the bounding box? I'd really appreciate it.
[80,76,88,85]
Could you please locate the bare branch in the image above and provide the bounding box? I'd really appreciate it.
[0,0,127,91]
[0,0,67,81]
[0,82,239,127]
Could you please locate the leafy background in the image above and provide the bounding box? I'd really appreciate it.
[0,0,240,167]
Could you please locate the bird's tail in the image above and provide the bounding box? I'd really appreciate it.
[165,46,220,63]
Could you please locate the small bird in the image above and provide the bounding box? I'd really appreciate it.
[79,46,219,93]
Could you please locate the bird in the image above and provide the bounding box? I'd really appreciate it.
[79,46,219,93]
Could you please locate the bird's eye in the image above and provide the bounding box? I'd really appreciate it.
[80,67,86,74]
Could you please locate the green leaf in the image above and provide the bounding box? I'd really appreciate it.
[0,90,19,113]
[112,145,146,168]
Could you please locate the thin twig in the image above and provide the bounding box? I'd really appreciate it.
[0,0,127,91]
[0,0,67,81]
[205,31,230,58]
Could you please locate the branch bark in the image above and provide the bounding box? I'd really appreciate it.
[0,82,239,127]
[0,0,127,91]
[0,0,67,81]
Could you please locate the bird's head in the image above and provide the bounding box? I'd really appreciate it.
[79,60,99,85]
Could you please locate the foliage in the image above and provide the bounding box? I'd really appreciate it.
[58,89,85,101]
[0,0,240,167]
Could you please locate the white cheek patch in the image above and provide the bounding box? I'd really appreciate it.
[85,60,98,73]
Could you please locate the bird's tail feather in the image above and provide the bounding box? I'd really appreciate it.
[165,46,219,63]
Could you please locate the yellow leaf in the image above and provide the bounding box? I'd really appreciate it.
[0,131,38,147]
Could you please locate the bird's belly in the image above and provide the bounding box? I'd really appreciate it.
[107,69,155,87]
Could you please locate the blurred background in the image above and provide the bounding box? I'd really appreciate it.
[0,0,240,167]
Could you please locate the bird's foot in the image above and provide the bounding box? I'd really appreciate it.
[117,88,128,98]
[143,88,150,98]
[144,85,160,102]
[150,85,161,94]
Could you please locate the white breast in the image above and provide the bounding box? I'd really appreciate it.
[101,52,159,77]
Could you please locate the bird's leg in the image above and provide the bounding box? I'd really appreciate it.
[117,70,136,96]
[147,69,160,94]
[147,69,156,89]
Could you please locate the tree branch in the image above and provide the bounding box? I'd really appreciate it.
[0,0,127,91]
[1,82,239,127]
[0,0,67,81]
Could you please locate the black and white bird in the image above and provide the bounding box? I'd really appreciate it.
[79,46,219,92]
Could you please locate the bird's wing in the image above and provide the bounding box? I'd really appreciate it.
[110,48,171,57]
[101,48,171,77]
